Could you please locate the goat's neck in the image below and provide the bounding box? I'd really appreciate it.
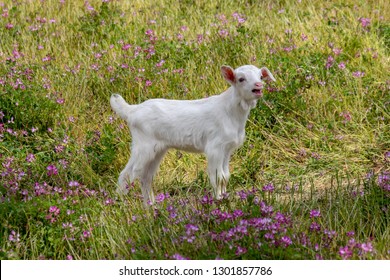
[223,87,255,124]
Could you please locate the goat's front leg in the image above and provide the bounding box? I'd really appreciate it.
[206,150,228,199]
[221,151,232,195]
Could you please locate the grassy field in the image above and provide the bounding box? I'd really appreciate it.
[0,0,389,260]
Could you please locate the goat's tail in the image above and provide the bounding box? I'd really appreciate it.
[110,94,135,121]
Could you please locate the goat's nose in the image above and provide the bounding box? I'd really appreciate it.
[255,82,263,88]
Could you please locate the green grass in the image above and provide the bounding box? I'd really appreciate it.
[0,0,389,260]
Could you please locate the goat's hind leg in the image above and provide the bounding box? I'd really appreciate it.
[116,141,147,195]
[117,156,135,195]
[139,146,167,207]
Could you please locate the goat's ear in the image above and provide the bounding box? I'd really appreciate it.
[221,65,236,85]
[260,67,276,82]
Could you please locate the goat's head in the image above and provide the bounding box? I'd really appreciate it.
[221,65,276,102]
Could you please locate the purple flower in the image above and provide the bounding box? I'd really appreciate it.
[262,183,274,192]
[325,55,334,69]
[59,159,68,169]
[233,209,244,219]
[340,111,352,123]
[155,193,169,203]
[280,236,292,247]
[55,144,65,153]
[34,182,47,196]
[172,253,188,260]
[378,172,390,191]
[264,232,274,240]
[62,222,73,228]
[185,224,199,234]
[85,1,95,11]
[353,71,365,78]
[218,29,229,38]
[104,198,114,205]
[26,153,35,163]
[211,209,222,217]
[235,246,247,256]
[275,211,289,224]
[145,29,154,36]
[318,81,326,86]
[122,44,131,50]
[183,235,195,243]
[82,230,91,238]
[47,164,58,176]
[91,64,99,71]
[338,62,346,70]
[69,181,80,187]
[311,152,321,160]
[219,211,233,221]
[8,230,20,243]
[232,12,246,24]
[324,229,337,239]
[197,34,204,44]
[49,206,60,215]
[46,206,60,223]
[236,190,248,200]
[235,224,248,235]
[201,194,214,205]
[359,18,371,28]
[169,211,177,219]
[360,242,373,253]
[310,209,321,218]
[332,48,342,55]
[339,246,353,259]
[42,55,52,62]
[260,201,273,215]
[309,222,321,232]
[56,98,65,104]
[156,59,165,67]
[283,45,295,52]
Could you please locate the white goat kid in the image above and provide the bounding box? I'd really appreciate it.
[110,65,276,206]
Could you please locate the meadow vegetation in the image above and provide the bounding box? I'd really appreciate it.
[0,0,389,259]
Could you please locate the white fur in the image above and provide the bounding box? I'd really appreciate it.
[110,65,275,206]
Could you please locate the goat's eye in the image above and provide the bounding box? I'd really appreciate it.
[260,76,264,80]
[238,77,245,82]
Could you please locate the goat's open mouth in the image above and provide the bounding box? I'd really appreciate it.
[252,89,263,95]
